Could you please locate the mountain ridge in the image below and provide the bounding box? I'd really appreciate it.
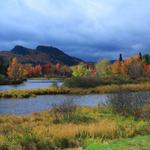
[0,45,84,66]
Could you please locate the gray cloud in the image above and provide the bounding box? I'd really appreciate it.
[0,0,150,61]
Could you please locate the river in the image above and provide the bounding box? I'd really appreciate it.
[0,94,108,115]
[0,80,149,115]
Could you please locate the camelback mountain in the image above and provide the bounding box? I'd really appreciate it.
[0,45,83,66]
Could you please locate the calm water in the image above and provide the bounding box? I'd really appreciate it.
[0,79,63,91]
[0,80,149,115]
[0,94,108,115]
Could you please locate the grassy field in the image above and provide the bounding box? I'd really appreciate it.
[0,107,149,149]
[86,135,150,150]
[0,82,150,98]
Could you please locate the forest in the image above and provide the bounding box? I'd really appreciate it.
[0,53,149,86]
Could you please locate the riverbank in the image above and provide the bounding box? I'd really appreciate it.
[0,107,149,149]
[0,82,150,98]
[0,77,25,85]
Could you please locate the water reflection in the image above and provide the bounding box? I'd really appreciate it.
[0,90,149,116]
[0,94,108,115]
[0,79,63,91]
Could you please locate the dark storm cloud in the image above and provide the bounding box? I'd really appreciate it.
[0,0,150,61]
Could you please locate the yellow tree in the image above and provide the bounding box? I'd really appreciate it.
[7,58,26,81]
[96,59,111,77]
[72,63,91,77]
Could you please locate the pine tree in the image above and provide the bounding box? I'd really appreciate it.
[139,52,142,60]
[119,54,123,62]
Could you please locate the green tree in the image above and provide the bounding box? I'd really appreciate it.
[142,54,150,64]
[95,59,111,77]
[0,56,9,75]
[72,63,91,77]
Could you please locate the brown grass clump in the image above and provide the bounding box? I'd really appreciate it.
[32,119,118,140]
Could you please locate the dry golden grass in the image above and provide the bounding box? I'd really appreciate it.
[32,119,118,139]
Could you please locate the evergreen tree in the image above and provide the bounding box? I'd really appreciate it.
[119,54,123,62]
[139,52,142,60]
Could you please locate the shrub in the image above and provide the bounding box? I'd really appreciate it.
[0,74,6,81]
[127,58,144,79]
[64,76,135,88]
[138,104,150,120]
[52,99,77,123]
[107,89,150,116]
[64,77,102,88]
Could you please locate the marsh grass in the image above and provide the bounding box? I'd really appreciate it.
[0,82,150,98]
[0,107,149,149]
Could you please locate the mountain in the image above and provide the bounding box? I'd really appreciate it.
[109,60,116,64]
[0,45,83,66]
[11,45,34,55]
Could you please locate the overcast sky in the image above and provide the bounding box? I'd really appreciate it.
[0,0,150,61]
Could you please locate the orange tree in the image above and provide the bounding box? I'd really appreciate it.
[7,58,27,81]
[33,64,42,76]
[111,60,127,77]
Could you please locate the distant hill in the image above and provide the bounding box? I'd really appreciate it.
[109,60,116,64]
[0,45,84,66]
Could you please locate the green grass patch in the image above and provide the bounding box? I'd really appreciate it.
[86,135,150,150]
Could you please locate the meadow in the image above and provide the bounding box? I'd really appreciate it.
[0,106,149,150]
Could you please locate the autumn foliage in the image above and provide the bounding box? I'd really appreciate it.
[1,53,150,83]
[72,53,150,80]
[7,58,27,81]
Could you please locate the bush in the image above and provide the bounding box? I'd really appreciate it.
[64,77,102,88]
[0,74,6,81]
[52,99,77,123]
[139,104,150,120]
[127,59,144,79]
[64,76,134,88]
[107,90,150,117]
[0,74,10,85]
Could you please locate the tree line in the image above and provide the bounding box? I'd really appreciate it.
[0,57,72,83]
[72,53,150,79]
[0,53,149,84]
